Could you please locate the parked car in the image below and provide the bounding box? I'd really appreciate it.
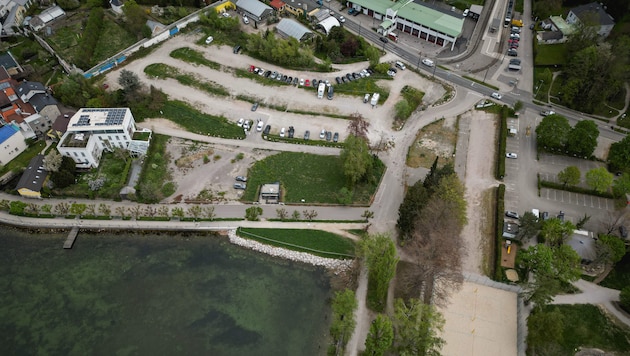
[282,75,288,82]
[320,129,326,139]
[395,61,406,70]
[341,76,348,83]
[251,102,259,111]
[506,152,518,159]
[305,79,310,86]
[491,92,502,100]
[243,120,251,130]
[509,59,521,65]
[348,8,356,14]
[233,45,241,53]
[387,69,396,77]
[263,125,271,135]
[256,121,264,131]
[205,36,214,44]
[540,110,555,116]
[463,8,469,17]
[326,131,332,141]
[541,211,549,220]
[422,58,434,67]
[280,127,285,137]
[243,16,249,24]
[346,73,354,81]
[233,183,247,190]
[222,12,230,18]
[505,211,519,219]
[299,78,305,86]
[366,68,374,74]
[335,77,342,84]
[263,70,271,77]
[312,79,318,87]
[529,24,535,30]
[259,69,266,76]
[333,132,339,142]
[364,93,370,103]
[507,49,518,56]
[379,36,389,43]
[620,225,628,238]
[270,71,277,79]
[236,176,247,182]
[237,118,245,127]
[361,69,370,77]
[327,86,334,100]
[304,130,310,140]
[293,77,298,85]
[276,73,283,81]
[338,15,346,23]
[288,126,295,138]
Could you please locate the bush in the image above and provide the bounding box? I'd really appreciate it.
[496,106,508,179]
[494,184,505,281]
[620,286,630,312]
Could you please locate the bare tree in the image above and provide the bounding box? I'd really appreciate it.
[144,206,156,217]
[26,203,40,215]
[203,206,215,220]
[292,210,301,220]
[98,203,111,217]
[276,208,288,219]
[115,206,127,219]
[347,112,370,141]
[54,202,70,215]
[128,205,142,220]
[402,197,466,307]
[601,210,628,235]
[188,205,202,219]
[157,206,169,218]
[303,209,318,221]
[85,204,96,216]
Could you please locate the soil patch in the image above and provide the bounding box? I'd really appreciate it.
[406,118,456,168]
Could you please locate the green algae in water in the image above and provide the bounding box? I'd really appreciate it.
[0,229,333,355]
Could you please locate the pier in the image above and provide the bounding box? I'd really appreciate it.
[63,226,79,249]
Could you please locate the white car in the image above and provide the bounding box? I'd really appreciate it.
[320,129,326,139]
[506,153,518,159]
[421,58,434,67]
[463,9,469,17]
[299,78,305,86]
[338,15,346,23]
[205,36,214,44]
[222,12,230,18]
[280,127,285,137]
[491,92,502,100]
[243,120,251,130]
[237,118,245,127]
[395,61,406,70]
[243,16,249,25]
[256,121,264,132]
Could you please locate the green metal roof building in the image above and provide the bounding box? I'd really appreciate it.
[346,0,464,50]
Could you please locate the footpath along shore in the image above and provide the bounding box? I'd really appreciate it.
[1,210,364,270]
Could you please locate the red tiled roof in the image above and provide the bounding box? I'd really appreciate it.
[270,0,285,9]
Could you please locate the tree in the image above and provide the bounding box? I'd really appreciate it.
[158,206,169,218]
[302,209,318,221]
[43,150,62,172]
[513,100,523,112]
[50,157,76,189]
[291,210,301,220]
[171,207,184,218]
[128,205,142,220]
[397,180,430,239]
[566,120,599,158]
[115,206,127,219]
[362,210,375,221]
[337,187,353,205]
[596,234,627,266]
[394,99,410,121]
[613,172,630,196]
[347,112,370,140]
[575,214,590,230]
[540,218,576,247]
[329,289,357,355]
[535,115,571,151]
[601,210,628,234]
[357,234,399,312]
[118,69,141,94]
[526,307,565,352]
[187,205,202,219]
[98,203,111,217]
[621,286,630,312]
[203,206,215,220]
[557,166,581,188]
[122,0,149,38]
[276,208,288,219]
[517,211,541,241]
[608,135,630,173]
[433,173,467,227]
[585,167,614,193]
[392,298,445,356]
[364,314,394,356]
[245,206,263,221]
[340,135,372,186]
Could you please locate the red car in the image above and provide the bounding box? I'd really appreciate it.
[249,65,255,72]
[305,79,311,87]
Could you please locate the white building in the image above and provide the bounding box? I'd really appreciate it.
[57,108,152,169]
[0,123,27,165]
[566,2,615,38]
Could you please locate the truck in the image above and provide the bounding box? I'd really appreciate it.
[317,82,325,99]
[490,18,500,33]
[387,32,398,42]
[370,93,380,106]
[511,14,523,27]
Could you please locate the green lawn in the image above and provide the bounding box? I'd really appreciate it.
[160,100,245,139]
[600,252,630,290]
[241,152,384,205]
[57,153,131,199]
[535,43,568,66]
[170,47,221,70]
[135,134,176,203]
[334,77,390,104]
[144,63,230,97]
[530,305,630,355]
[92,17,137,66]
[237,227,355,259]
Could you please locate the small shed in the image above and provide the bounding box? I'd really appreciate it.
[260,182,281,203]
[235,0,273,22]
[469,4,482,21]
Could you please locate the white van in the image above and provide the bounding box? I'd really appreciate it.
[421,58,434,67]
[531,209,540,220]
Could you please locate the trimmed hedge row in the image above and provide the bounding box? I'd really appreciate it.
[493,184,506,281]
[496,106,508,179]
[540,180,615,199]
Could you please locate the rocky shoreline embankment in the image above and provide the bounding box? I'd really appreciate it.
[227,229,354,273]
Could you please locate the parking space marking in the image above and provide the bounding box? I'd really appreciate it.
[540,188,614,211]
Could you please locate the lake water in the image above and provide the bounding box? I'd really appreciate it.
[0,228,332,356]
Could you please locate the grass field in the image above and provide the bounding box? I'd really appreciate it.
[144,63,230,97]
[160,100,245,139]
[530,304,630,354]
[535,43,568,66]
[237,227,355,259]
[170,47,221,70]
[92,17,137,66]
[241,152,384,204]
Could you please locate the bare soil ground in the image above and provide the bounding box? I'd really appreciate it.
[406,118,457,169]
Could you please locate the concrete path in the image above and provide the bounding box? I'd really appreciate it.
[551,279,630,327]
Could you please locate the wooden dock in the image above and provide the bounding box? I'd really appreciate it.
[63,226,79,249]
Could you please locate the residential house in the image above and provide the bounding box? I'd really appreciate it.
[235,0,272,22]
[282,0,321,17]
[566,2,615,38]
[276,18,313,42]
[0,123,27,165]
[57,108,152,169]
[0,0,33,36]
[346,0,464,50]
[47,112,72,140]
[269,0,285,13]
[0,52,22,76]
[16,154,47,198]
